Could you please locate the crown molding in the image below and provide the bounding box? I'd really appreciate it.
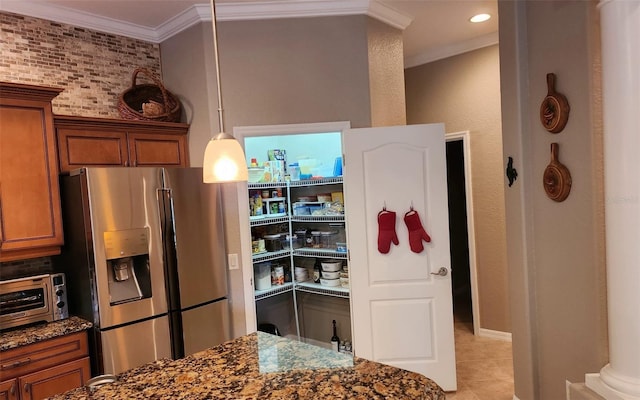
[1,0,412,44]
[404,31,499,69]
[1,1,160,42]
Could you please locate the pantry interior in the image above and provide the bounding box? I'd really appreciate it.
[236,121,354,352]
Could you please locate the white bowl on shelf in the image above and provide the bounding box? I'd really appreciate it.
[321,260,342,272]
[320,278,340,287]
[321,270,340,279]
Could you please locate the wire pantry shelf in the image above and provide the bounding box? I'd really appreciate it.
[252,249,290,263]
[248,182,288,189]
[255,282,294,301]
[293,249,348,260]
[250,215,289,227]
[290,176,343,187]
[295,282,349,299]
[291,215,344,223]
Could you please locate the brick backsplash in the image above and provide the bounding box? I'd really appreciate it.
[0,257,54,281]
[0,12,162,118]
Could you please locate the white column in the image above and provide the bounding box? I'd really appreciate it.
[585,1,640,399]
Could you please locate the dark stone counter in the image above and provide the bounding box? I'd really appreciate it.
[49,331,445,399]
[0,316,93,351]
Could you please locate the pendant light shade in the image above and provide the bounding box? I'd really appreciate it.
[202,0,248,183]
[203,132,249,183]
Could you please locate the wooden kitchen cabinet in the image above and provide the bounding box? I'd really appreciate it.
[0,332,90,400]
[54,115,190,172]
[0,82,64,262]
[0,379,17,400]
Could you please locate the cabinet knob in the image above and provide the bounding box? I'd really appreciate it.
[23,383,30,393]
[9,383,15,396]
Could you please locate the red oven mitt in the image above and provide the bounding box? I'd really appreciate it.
[404,210,431,253]
[377,210,399,254]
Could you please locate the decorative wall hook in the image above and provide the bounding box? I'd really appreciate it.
[506,156,518,187]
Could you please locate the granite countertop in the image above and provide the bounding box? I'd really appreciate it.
[0,316,93,351]
[50,332,445,400]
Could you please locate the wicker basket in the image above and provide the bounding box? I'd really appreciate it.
[118,68,181,122]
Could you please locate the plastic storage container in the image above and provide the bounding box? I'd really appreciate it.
[320,231,337,249]
[254,263,271,290]
[311,231,321,248]
[264,234,281,252]
[294,229,308,248]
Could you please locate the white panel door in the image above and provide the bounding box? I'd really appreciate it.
[343,123,456,390]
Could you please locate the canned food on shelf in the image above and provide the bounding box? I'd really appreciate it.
[271,265,285,285]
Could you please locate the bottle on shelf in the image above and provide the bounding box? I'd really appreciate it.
[313,260,321,283]
[331,320,340,352]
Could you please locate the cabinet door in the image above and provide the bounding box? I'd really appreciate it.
[128,132,187,167]
[0,87,64,261]
[56,128,129,172]
[19,357,90,400]
[0,379,18,400]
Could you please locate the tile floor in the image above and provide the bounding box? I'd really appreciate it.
[445,314,514,400]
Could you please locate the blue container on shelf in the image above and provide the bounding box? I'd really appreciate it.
[333,156,343,176]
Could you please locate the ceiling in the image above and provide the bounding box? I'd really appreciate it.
[0,0,498,68]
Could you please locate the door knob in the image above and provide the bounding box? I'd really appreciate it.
[430,267,448,277]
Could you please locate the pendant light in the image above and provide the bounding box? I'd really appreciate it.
[202,0,248,183]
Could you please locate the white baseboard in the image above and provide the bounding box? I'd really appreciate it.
[585,372,635,400]
[513,395,520,400]
[478,327,512,342]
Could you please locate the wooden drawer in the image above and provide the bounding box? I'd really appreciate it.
[0,332,88,381]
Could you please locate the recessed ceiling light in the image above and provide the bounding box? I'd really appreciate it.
[470,13,491,23]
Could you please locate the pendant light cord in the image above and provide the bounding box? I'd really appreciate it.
[210,0,225,134]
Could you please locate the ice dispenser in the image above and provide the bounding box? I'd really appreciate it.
[104,229,153,305]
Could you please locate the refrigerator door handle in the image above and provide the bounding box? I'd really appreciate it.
[158,187,185,359]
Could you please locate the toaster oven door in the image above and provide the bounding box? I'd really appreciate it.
[0,275,52,330]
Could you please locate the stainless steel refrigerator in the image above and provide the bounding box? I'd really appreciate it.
[55,167,230,376]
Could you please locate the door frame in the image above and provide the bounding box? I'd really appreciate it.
[445,131,480,336]
[233,121,352,333]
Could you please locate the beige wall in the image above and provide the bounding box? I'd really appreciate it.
[161,15,404,337]
[405,45,510,333]
[367,18,407,127]
[498,1,607,399]
[160,23,215,169]
[218,16,374,129]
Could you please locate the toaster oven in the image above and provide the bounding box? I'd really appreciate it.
[0,273,69,330]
